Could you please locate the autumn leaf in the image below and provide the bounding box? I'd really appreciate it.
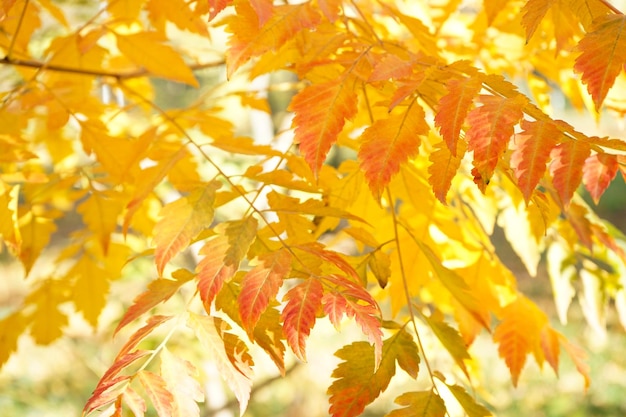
[521,0,551,41]
[122,386,147,417]
[369,53,414,82]
[424,314,471,379]
[289,79,358,177]
[137,370,175,417]
[115,271,192,335]
[281,278,324,361]
[417,241,490,328]
[428,139,466,204]
[445,383,492,417]
[0,312,27,368]
[549,140,591,207]
[153,183,220,275]
[322,274,384,366]
[466,95,525,186]
[187,313,253,415]
[238,249,292,333]
[434,77,482,154]
[511,120,562,202]
[224,1,321,76]
[493,296,548,386]
[582,152,619,204]
[386,390,446,417]
[160,348,204,417]
[115,315,173,359]
[208,0,230,20]
[84,376,131,416]
[358,103,428,200]
[196,235,237,310]
[328,329,420,417]
[114,31,199,87]
[574,14,626,110]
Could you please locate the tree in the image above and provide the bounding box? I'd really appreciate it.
[1,0,626,415]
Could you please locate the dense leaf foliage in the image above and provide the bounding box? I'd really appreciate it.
[2,0,626,416]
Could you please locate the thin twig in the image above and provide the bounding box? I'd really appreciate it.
[0,56,225,79]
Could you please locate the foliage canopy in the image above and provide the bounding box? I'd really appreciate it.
[2,0,626,416]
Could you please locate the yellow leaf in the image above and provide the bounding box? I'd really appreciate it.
[18,212,57,276]
[77,190,124,254]
[29,280,69,345]
[154,183,220,275]
[70,256,111,327]
[0,184,20,252]
[115,31,199,87]
[147,0,209,36]
[0,312,28,368]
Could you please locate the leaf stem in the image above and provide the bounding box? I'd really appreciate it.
[385,188,444,404]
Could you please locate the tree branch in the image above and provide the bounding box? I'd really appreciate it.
[0,56,225,80]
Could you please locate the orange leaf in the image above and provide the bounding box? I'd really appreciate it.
[565,202,594,251]
[115,315,173,359]
[558,333,591,390]
[583,153,619,204]
[238,249,292,333]
[328,329,419,417]
[434,77,482,154]
[428,139,466,204]
[115,271,192,335]
[115,31,199,87]
[318,0,342,21]
[369,54,413,82]
[208,0,230,20]
[466,95,525,186]
[289,80,358,177]
[323,275,383,367]
[154,183,220,275]
[97,350,150,395]
[137,370,174,417]
[511,120,561,202]
[281,278,323,361]
[549,140,591,207]
[295,243,362,283]
[358,103,428,200]
[574,14,626,110]
[251,0,273,26]
[196,236,237,309]
[84,375,131,415]
[225,1,320,76]
[493,296,547,386]
[540,326,561,376]
[521,0,551,41]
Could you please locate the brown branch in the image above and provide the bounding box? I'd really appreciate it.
[0,56,225,80]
